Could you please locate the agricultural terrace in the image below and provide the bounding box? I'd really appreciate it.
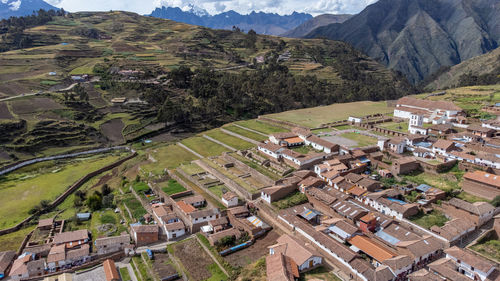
[0,226,35,251]
[263,101,391,128]
[235,120,288,134]
[181,136,230,157]
[223,125,268,142]
[339,132,379,147]
[140,144,200,175]
[203,129,255,150]
[0,153,125,229]
[415,85,500,112]
[162,179,187,195]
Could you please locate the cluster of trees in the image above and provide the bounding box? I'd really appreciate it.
[458,68,500,87]
[144,55,412,127]
[0,9,63,51]
[74,184,115,211]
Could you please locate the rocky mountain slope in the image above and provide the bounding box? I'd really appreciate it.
[148,7,312,35]
[0,0,58,19]
[425,46,500,90]
[281,14,351,38]
[306,0,500,84]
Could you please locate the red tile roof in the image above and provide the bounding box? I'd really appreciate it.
[103,259,120,281]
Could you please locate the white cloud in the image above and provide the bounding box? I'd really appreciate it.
[9,0,21,11]
[48,0,375,16]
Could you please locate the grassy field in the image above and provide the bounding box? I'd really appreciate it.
[0,226,35,251]
[119,267,132,281]
[208,185,227,198]
[162,179,187,195]
[263,101,391,128]
[409,210,449,229]
[402,170,462,192]
[417,85,500,112]
[204,129,255,150]
[141,144,200,175]
[181,136,230,157]
[0,153,123,229]
[470,238,500,262]
[235,120,288,134]
[223,125,268,141]
[339,132,378,147]
[180,163,205,175]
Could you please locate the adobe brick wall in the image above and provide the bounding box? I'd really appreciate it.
[438,203,480,226]
[462,179,500,201]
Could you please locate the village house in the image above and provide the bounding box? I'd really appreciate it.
[303,135,339,153]
[428,123,457,136]
[462,170,500,200]
[265,253,299,281]
[258,142,284,159]
[188,208,220,232]
[183,195,206,208]
[432,139,456,156]
[347,235,396,267]
[222,191,238,207]
[395,236,443,270]
[393,97,463,124]
[103,259,120,281]
[0,251,16,279]
[164,221,186,240]
[94,234,130,255]
[415,184,446,202]
[9,254,45,280]
[298,176,324,193]
[269,132,305,147]
[364,190,419,220]
[46,244,90,272]
[440,198,496,227]
[430,218,475,245]
[37,218,55,231]
[467,125,496,138]
[330,200,369,222]
[440,246,499,281]
[387,136,406,154]
[207,228,241,246]
[318,218,359,243]
[269,234,323,272]
[52,229,89,249]
[391,157,420,175]
[261,183,297,204]
[131,225,159,246]
[227,205,250,218]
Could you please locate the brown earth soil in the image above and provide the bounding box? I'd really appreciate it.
[173,238,213,281]
[224,230,280,267]
[10,97,63,114]
[152,253,178,278]
[0,103,14,119]
[100,118,125,145]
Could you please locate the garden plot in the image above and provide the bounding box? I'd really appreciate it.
[9,97,64,115]
[100,118,125,144]
[151,253,178,279]
[224,230,280,268]
[0,103,13,119]
[170,238,227,281]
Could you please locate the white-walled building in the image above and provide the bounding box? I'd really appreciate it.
[269,234,323,272]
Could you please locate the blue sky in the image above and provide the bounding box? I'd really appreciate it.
[45,0,377,16]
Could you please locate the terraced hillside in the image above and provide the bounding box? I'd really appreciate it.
[0,11,415,164]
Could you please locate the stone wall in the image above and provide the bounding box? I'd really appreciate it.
[0,152,137,236]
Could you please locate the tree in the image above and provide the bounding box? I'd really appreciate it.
[102,194,114,208]
[135,175,141,183]
[86,193,102,211]
[492,195,500,207]
[101,184,111,196]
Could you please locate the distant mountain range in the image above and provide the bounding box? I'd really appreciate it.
[148,6,312,35]
[306,0,500,84]
[281,14,352,38]
[0,0,58,19]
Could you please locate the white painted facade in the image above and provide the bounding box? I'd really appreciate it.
[258,146,282,159]
[165,226,185,240]
[222,196,238,207]
[446,254,494,281]
[261,192,272,204]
